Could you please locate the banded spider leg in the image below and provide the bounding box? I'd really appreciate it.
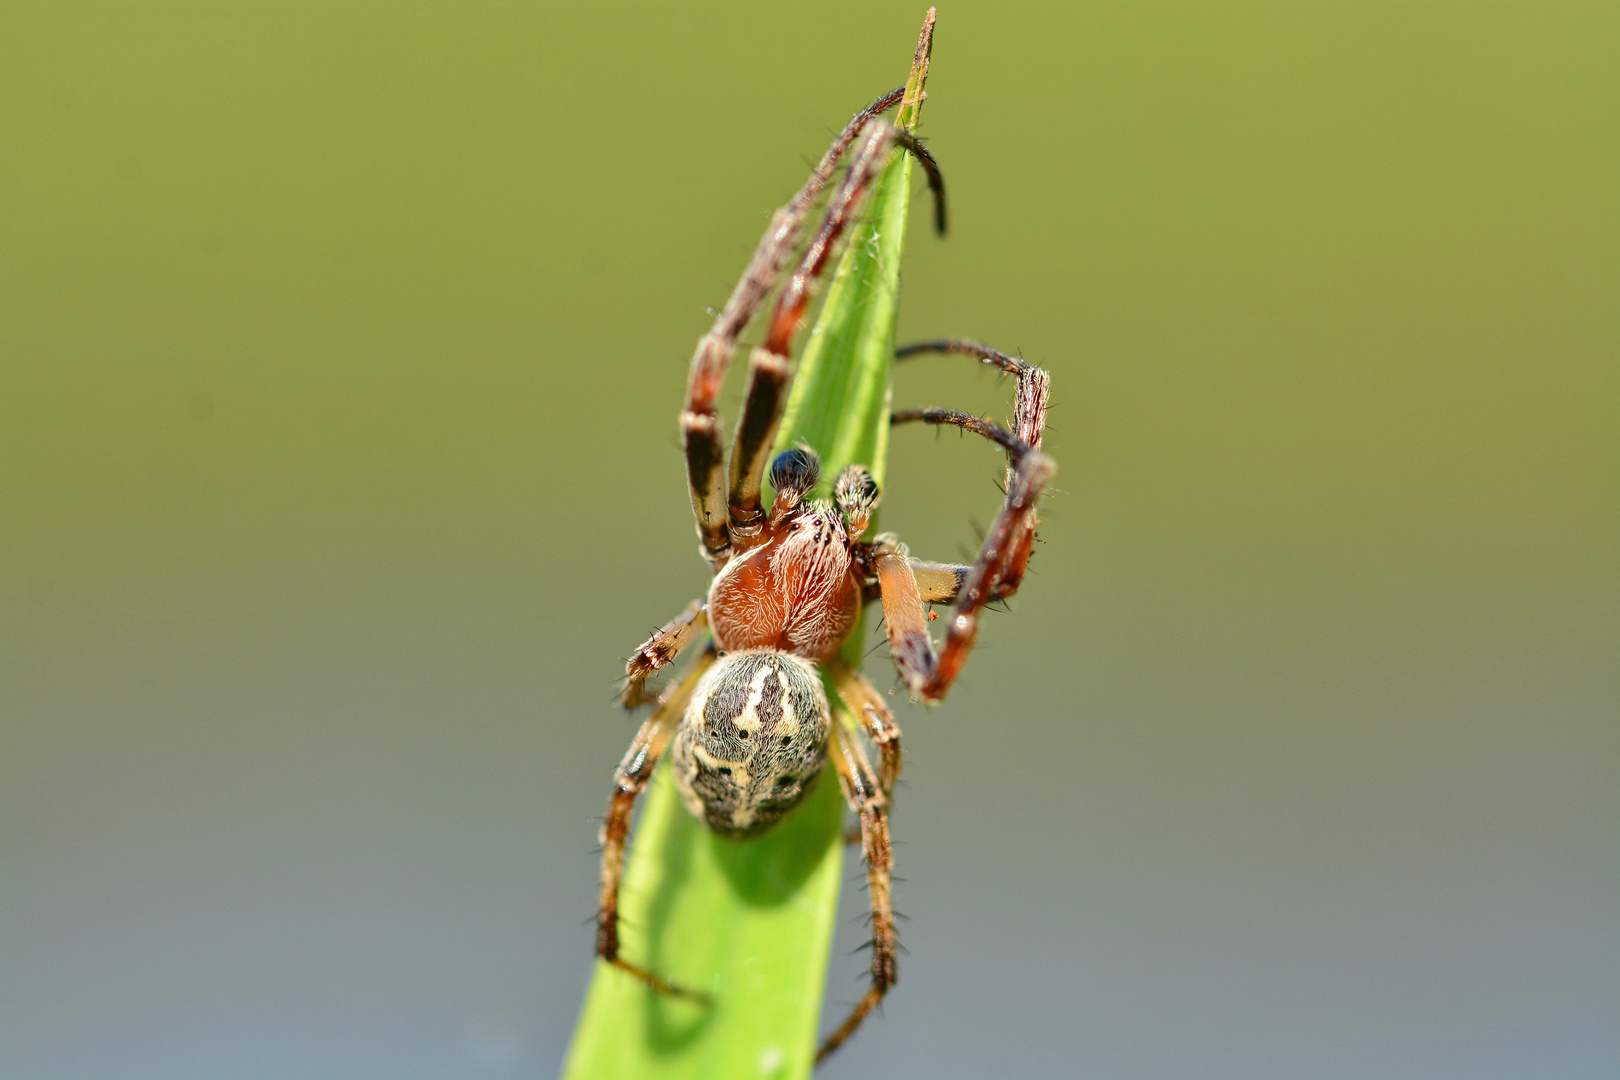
[680,91,944,567]
[875,340,1056,702]
[813,342,1052,1055]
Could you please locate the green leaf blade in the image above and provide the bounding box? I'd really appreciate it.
[776,148,914,496]
[564,19,929,1077]
[563,769,844,1080]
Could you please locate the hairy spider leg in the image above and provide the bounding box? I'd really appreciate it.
[888,409,1050,612]
[620,598,708,709]
[894,338,1052,599]
[850,339,1053,701]
[871,436,1055,703]
[829,658,901,797]
[679,84,933,570]
[885,406,1044,613]
[726,122,941,545]
[595,646,718,998]
[896,339,1049,447]
[829,657,902,849]
[816,715,897,1064]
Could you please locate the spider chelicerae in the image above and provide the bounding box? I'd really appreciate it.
[592,20,1054,1065]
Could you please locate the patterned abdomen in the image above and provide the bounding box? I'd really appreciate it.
[672,649,830,837]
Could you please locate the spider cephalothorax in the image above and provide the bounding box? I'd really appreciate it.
[589,28,1055,1066]
[707,452,871,661]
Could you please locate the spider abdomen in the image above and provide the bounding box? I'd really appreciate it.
[672,649,830,837]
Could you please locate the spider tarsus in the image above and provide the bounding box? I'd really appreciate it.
[893,130,948,236]
[815,985,890,1065]
[607,957,710,1005]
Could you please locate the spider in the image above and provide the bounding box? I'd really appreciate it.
[592,37,1055,1066]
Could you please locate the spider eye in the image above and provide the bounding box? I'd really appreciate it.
[769,447,822,499]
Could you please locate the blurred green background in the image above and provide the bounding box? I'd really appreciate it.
[2,3,1614,1078]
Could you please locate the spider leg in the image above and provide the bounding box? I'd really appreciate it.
[829,658,901,796]
[870,432,1054,703]
[726,121,933,540]
[868,533,935,695]
[859,556,969,605]
[893,338,1052,600]
[895,339,1049,449]
[890,409,1051,606]
[619,599,708,709]
[682,85,920,569]
[905,559,970,604]
[596,646,717,998]
[817,713,898,1065]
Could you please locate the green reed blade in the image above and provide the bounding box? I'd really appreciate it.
[562,18,931,1080]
